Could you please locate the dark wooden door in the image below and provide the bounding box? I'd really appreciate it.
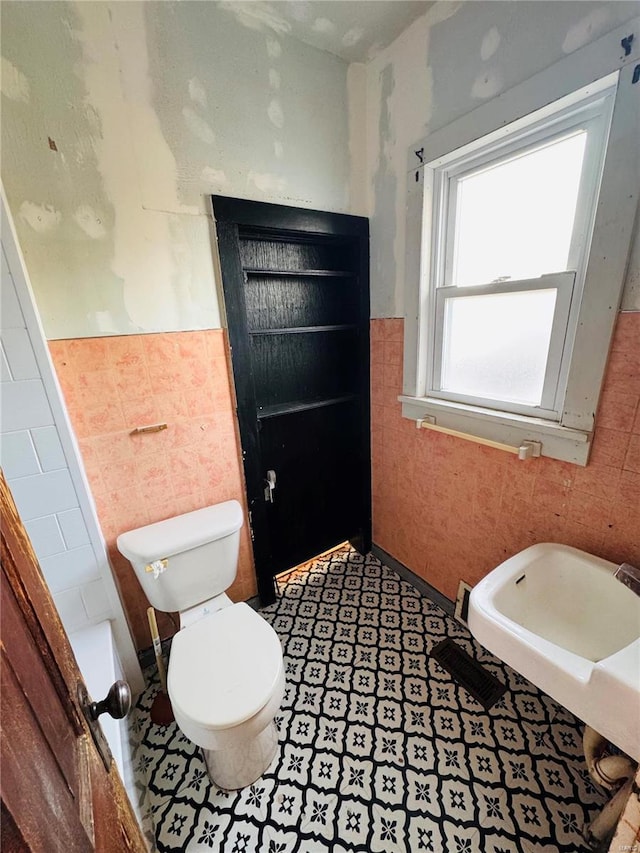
[0,472,146,852]
[213,198,370,604]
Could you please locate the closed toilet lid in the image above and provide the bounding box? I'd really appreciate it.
[168,603,283,730]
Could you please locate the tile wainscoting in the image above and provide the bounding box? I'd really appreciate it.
[50,329,256,649]
[370,312,640,602]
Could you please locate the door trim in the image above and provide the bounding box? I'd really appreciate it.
[212,197,371,604]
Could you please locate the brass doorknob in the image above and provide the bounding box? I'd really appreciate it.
[88,680,131,720]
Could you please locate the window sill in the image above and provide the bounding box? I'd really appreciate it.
[399,395,591,465]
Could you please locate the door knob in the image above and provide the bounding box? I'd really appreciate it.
[88,680,131,721]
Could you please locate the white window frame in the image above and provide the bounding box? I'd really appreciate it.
[400,19,639,465]
[426,83,615,421]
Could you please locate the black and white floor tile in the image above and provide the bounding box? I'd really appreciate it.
[128,546,609,852]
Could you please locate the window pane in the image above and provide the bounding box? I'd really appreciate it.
[440,289,557,406]
[451,132,586,286]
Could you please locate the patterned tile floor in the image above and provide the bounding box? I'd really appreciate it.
[128,546,609,853]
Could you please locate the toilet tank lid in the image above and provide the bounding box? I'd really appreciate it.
[116,501,243,563]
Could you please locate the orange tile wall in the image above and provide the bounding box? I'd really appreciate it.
[49,330,257,650]
[371,312,640,600]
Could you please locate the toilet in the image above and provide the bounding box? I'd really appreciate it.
[117,500,285,790]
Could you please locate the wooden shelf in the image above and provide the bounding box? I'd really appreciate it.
[250,324,356,336]
[257,394,357,420]
[244,268,355,278]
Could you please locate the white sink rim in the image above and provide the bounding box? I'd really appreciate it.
[478,543,639,662]
[468,542,640,761]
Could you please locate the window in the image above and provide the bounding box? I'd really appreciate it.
[427,82,615,420]
[401,38,639,465]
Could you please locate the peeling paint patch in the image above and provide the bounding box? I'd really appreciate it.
[19,201,61,233]
[188,76,207,108]
[370,63,397,315]
[268,98,284,128]
[312,18,335,35]
[343,27,364,48]
[248,170,286,194]
[562,7,609,54]
[269,68,281,89]
[471,68,503,100]
[480,26,500,61]
[182,106,215,144]
[74,205,107,239]
[289,1,311,22]
[266,37,282,59]
[274,140,284,159]
[201,166,228,186]
[1,56,30,101]
[219,2,290,36]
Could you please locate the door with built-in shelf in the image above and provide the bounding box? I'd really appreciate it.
[213,197,370,604]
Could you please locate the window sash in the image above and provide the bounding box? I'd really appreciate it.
[424,85,615,422]
[429,272,575,418]
[440,104,612,289]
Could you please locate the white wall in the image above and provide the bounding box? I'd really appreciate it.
[1,1,355,340]
[0,196,143,694]
[365,0,640,318]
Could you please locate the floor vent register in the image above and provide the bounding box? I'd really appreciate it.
[430,638,507,710]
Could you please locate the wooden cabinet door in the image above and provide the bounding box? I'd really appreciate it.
[213,196,371,604]
[0,472,146,852]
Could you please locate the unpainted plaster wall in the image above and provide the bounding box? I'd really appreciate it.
[1,1,354,340]
[366,0,640,319]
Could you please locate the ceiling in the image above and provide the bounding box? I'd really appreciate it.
[219,2,434,63]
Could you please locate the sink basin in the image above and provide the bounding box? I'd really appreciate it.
[468,543,640,760]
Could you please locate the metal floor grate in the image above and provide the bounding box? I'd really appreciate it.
[431,638,507,710]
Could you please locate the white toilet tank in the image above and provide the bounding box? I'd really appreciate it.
[117,501,244,614]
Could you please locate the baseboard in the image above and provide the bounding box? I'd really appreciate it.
[371,543,455,616]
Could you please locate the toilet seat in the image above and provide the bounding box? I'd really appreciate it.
[168,603,283,731]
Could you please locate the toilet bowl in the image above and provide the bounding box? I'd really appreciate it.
[168,602,285,789]
[117,501,285,790]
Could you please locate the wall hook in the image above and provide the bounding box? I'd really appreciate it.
[621,33,634,57]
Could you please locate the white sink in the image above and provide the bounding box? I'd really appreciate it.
[468,543,640,760]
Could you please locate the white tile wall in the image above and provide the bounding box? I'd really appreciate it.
[81,578,114,621]
[1,430,40,478]
[2,379,54,431]
[1,344,12,381]
[25,515,66,558]
[54,587,91,633]
[2,327,39,379]
[32,425,66,471]
[9,468,78,521]
[58,508,91,549]
[1,246,109,633]
[40,545,101,593]
[0,252,24,327]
